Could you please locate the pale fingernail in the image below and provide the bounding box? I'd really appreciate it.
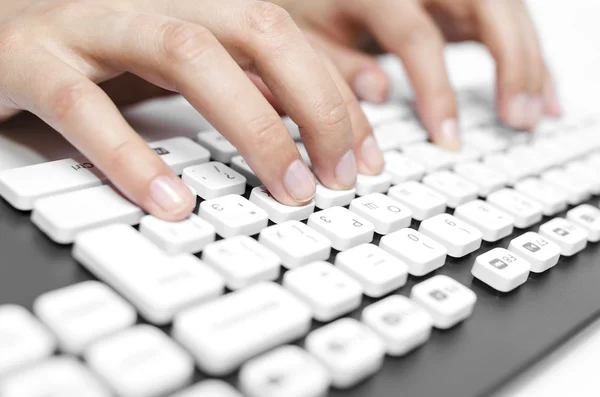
[437,118,461,151]
[360,135,385,172]
[335,150,358,188]
[507,93,530,129]
[354,70,387,103]
[149,175,191,213]
[527,96,544,127]
[284,159,316,202]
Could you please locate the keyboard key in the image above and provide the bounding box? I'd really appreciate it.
[410,275,476,329]
[471,248,531,292]
[31,185,144,244]
[73,224,224,325]
[567,204,600,242]
[388,181,446,221]
[314,182,356,209]
[463,130,508,154]
[360,102,406,126]
[349,193,412,235]
[539,218,589,256]
[383,151,425,184]
[508,232,561,273]
[361,295,433,356]
[182,162,246,199]
[565,162,600,195]
[454,199,514,242]
[250,186,315,223]
[196,130,238,163]
[335,243,408,298]
[379,228,447,276]
[0,305,56,376]
[139,214,216,255]
[373,121,427,150]
[230,155,262,187]
[202,236,280,290]
[308,206,374,250]
[259,220,331,269]
[282,116,302,140]
[85,325,194,397]
[355,173,392,196]
[419,213,482,258]
[33,281,136,355]
[541,168,592,205]
[296,142,312,166]
[453,161,507,197]
[486,188,543,228]
[171,381,244,397]
[305,318,385,389]
[239,346,331,397]
[422,170,479,208]
[173,282,311,375]
[283,261,363,322]
[150,137,211,175]
[514,178,569,216]
[402,142,455,171]
[199,194,268,237]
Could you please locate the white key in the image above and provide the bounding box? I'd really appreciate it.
[139,214,216,255]
[0,305,55,376]
[541,168,592,205]
[451,146,482,164]
[282,116,302,140]
[314,182,355,209]
[355,173,392,196]
[73,224,224,325]
[539,218,589,256]
[483,153,531,184]
[349,193,412,235]
[182,162,246,199]
[85,325,194,397]
[410,275,476,329]
[567,204,600,242]
[31,185,144,244]
[307,206,374,250]
[422,171,478,208]
[171,381,244,397]
[239,346,330,397]
[388,181,446,221]
[196,130,238,163]
[199,194,268,237]
[418,213,482,257]
[305,318,385,389]
[33,281,136,355]
[296,142,312,166]
[0,357,110,397]
[250,186,315,223]
[471,248,530,292]
[383,151,425,184]
[361,295,433,356]
[453,161,507,197]
[173,282,311,375]
[402,142,455,171]
[454,200,514,242]
[373,121,427,150]
[514,178,569,216]
[202,236,280,290]
[258,220,331,269]
[283,261,362,322]
[379,228,447,276]
[463,130,508,154]
[508,232,561,273]
[487,188,543,228]
[360,102,406,126]
[565,161,600,194]
[150,137,211,175]
[230,155,262,187]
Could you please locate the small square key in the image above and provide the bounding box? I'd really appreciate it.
[471,248,531,292]
[196,130,238,163]
[182,162,246,200]
[361,295,433,356]
[250,186,315,223]
[514,178,568,216]
[379,228,447,276]
[315,182,356,209]
[410,275,476,329]
[335,244,408,298]
[349,193,412,235]
[283,261,363,322]
[539,218,589,256]
[230,155,262,187]
[454,200,514,242]
[487,188,543,228]
[355,173,392,196]
[388,181,447,221]
[509,232,561,273]
[383,151,425,184]
[418,213,482,258]
[453,161,507,197]
[308,207,374,251]
[567,204,600,242]
[422,171,478,208]
[199,194,268,238]
[139,214,216,255]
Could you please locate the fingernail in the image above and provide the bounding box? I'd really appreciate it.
[437,118,461,151]
[527,96,543,127]
[149,175,191,213]
[507,93,530,129]
[284,159,316,202]
[335,150,358,188]
[360,135,385,172]
[354,70,387,103]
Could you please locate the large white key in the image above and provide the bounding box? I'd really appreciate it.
[0,357,111,397]
[139,214,216,255]
[487,188,543,228]
[314,182,356,209]
[379,228,447,276]
[541,168,592,204]
[349,193,412,235]
[360,102,406,126]
[373,121,427,150]
[335,244,408,298]
[539,218,589,256]
[422,170,478,208]
[361,295,433,356]
[509,232,561,273]
[453,161,507,197]
[239,346,331,397]
[383,151,425,184]
[410,275,476,329]
[402,142,454,171]
[33,281,136,354]
[199,194,268,237]
[567,204,600,242]
[173,282,312,375]
[483,153,532,184]
[418,213,482,258]
[454,200,514,242]
[171,381,244,397]
[471,248,530,292]
[150,137,211,175]
[202,235,280,290]
[196,130,238,163]
[85,325,194,397]
[355,173,392,196]
[514,178,569,216]
[388,181,446,221]
[31,185,143,244]
[305,318,385,389]
[250,186,315,223]
[182,162,246,199]
[0,305,56,376]
[230,155,262,187]
[283,261,363,322]
[307,206,374,250]
[73,224,224,325]
[258,220,331,269]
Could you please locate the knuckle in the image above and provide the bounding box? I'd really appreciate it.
[47,80,90,123]
[160,23,216,65]
[245,1,296,37]
[246,113,285,144]
[316,98,351,132]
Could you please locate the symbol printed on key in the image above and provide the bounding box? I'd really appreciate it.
[153,147,170,156]
[553,227,570,237]
[382,313,402,326]
[582,214,596,223]
[489,258,508,269]
[523,242,540,252]
[328,341,346,353]
[429,289,448,301]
